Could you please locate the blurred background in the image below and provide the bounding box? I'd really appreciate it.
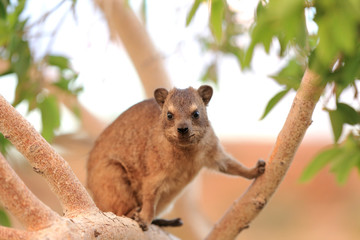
[0,0,360,239]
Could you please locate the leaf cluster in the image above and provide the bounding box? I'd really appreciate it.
[186,0,360,184]
[186,0,246,85]
[301,133,360,184]
[0,0,82,153]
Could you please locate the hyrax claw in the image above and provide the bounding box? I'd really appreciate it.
[257,159,266,175]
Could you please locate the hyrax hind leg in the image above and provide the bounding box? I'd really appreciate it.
[88,160,138,216]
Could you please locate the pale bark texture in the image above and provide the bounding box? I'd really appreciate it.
[0,153,58,230]
[205,68,324,240]
[0,94,174,239]
[0,95,97,218]
[93,0,173,98]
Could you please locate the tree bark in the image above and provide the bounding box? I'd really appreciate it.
[0,153,58,230]
[0,95,97,218]
[206,68,324,240]
[94,0,173,98]
[0,226,32,240]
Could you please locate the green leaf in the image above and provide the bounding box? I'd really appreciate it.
[332,12,356,55]
[327,103,360,143]
[243,43,256,69]
[0,19,10,45]
[270,59,304,90]
[47,55,69,70]
[140,0,147,24]
[210,0,225,43]
[0,0,8,19]
[0,133,10,155]
[39,95,61,142]
[9,35,31,79]
[0,208,10,227]
[300,147,343,182]
[302,133,360,184]
[331,152,360,184]
[186,0,203,26]
[336,103,360,125]
[245,0,306,67]
[328,109,344,143]
[330,134,360,184]
[260,88,290,120]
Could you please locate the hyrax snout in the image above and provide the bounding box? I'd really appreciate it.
[87,85,265,231]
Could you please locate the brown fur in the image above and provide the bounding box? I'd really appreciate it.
[87,85,265,230]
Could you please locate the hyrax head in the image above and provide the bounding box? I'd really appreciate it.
[154,85,213,147]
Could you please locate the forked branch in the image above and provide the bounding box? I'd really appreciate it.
[206,68,325,239]
[0,153,58,230]
[0,95,97,217]
[0,94,175,239]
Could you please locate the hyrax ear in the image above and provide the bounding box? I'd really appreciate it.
[197,85,213,106]
[154,88,169,108]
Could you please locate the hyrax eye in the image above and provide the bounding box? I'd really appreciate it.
[192,110,200,119]
[167,112,173,120]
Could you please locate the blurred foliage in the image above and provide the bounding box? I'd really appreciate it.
[0,0,82,153]
[301,133,360,184]
[186,0,360,183]
[0,207,11,227]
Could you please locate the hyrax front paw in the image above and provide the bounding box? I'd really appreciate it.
[256,159,266,176]
[129,208,149,231]
[131,211,148,231]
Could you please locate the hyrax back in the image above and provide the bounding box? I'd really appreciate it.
[87,85,265,231]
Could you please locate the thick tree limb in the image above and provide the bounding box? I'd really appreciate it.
[206,68,324,239]
[0,226,32,240]
[0,153,58,230]
[0,212,175,240]
[0,95,97,217]
[94,0,173,97]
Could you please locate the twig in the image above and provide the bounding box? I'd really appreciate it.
[43,6,71,55]
[25,0,67,30]
[205,68,325,240]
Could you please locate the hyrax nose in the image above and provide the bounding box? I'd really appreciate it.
[177,127,189,135]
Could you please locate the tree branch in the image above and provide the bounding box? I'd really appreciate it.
[93,0,173,98]
[206,68,325,239]
[0,226,32,240]
[0,95,97,217]
[0,153,58,230]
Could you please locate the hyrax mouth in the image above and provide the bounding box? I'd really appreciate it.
[176,133,197,146]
